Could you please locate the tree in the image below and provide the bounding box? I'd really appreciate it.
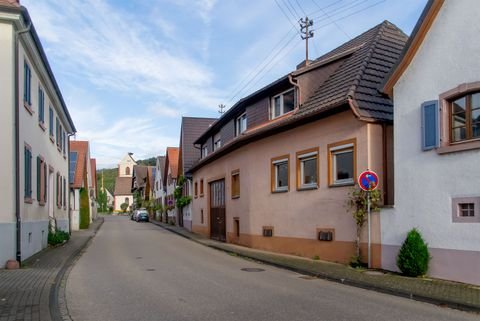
[98,189,108,212]
[397,228,431,277]
[346,187,381,266]
[120,202,128,213]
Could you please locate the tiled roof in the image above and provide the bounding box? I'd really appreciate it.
[180,117,217,173]
[0,0,19,8]
[132,165,149,189]
[298,21,408,121]
[188,21,407,174]
[70,141,89,189]
[166,147,179,179]
[114,177,133,196]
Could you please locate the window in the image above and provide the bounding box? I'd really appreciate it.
[38,87,45,125]
[235,113,247,136]
[200,179,204,197]
[262,226,273,237]
[49,107,54,137]
[452,197,480,223]
[59,125,63,151]
[450,92,480,142]
[36,156,46,204]
[202,145,208,158]
[24,144,32,201]
[69,152,77,183]
[234,218,240,237]
[24,60,31,106]
[271,155,289,192]
[63,131,66,155]
[125,166,130,175]
[328,139,356,186]
[194,181,198,198]
[56,117,59,146]
[214,139,221,151]
[125,197,129,205]
[200,209,204,224]
[271,89,295,119]
[231,170,240,198]
[296,148,318,190]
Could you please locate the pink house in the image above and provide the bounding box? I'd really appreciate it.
[188,21,407,266]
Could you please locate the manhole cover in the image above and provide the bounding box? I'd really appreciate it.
[241,268,265,272]
[146,268,156,271]
[364,271,384,276]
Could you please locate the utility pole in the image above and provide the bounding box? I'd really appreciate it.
[218,104,226,115]
[299,17,314,65]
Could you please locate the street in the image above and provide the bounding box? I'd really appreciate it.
[66,216,476,321]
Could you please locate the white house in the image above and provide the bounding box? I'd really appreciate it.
[69,141,96,231]
[113,153,136,212]
[382,0,480,285]
[0,1,76,266]
[153,156,165,220]
[164,147,178,223]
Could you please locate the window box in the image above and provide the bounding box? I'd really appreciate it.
[328,139,356,187]
[271,155,289,193]
[296,148,319,190]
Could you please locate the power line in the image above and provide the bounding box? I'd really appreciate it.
[281,0,300,22]
[311,0,351,39]
[274,0,301,33]
[311,0,370,21]
[294,0,307,16]
[283,0,301,19]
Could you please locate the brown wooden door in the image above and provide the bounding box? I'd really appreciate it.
[210,179,226,242]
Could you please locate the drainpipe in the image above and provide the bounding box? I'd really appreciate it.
[288,74,300,109]
[14,21,31,264]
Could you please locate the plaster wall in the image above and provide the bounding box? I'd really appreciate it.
[192,111,385,264]
[381,0,480,284]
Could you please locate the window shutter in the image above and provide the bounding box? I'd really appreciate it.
[421,100,439,150]
[37,157,41,201]
[44,163,48,202]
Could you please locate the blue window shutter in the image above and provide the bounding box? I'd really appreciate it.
[421,100,439,150]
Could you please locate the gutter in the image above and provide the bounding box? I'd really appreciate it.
[14,20,31,264]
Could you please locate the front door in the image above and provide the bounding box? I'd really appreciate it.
[210,179,226,242]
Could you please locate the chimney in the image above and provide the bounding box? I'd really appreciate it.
[296,59,313,70]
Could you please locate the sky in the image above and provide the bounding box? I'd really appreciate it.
[21,0,428,168]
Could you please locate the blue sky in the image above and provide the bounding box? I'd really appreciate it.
[22,0,427,168]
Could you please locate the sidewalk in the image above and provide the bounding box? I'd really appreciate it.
[0,218,103,321]
[150,219,480,313]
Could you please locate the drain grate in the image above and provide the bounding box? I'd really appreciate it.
[241,268,265,272]
[146,268,156,271]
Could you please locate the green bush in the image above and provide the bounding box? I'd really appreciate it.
[48,229,70,246]
[80,188,90,229]
[397,228,431,277]
[120,202,128,213]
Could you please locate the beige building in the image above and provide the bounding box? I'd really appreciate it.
[190,21,405,266]
[114,153,136,212]
[0,1,76,266]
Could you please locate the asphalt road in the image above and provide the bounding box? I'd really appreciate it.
[66,216,477,321]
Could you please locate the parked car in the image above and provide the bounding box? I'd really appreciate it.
[136,210,149,222]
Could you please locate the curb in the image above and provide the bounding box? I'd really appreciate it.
[151,221,480,314]
[50,218,105,321]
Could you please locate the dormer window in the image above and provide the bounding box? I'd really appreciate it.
[236,113,247,136]
[271,89,295,119]
[202,145,208,158]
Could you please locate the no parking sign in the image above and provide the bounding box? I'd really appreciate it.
[358,170,379,191]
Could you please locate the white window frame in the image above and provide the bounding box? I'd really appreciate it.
[298,151,318,188]
[330,143,354,185]
[271,88,295,119]
[273,158,289,192]
[236,113,247,136]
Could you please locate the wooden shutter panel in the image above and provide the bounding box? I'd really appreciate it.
[421,100,439,150]
[37,157,41,201]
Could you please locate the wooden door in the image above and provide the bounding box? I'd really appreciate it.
[210,179,226,242]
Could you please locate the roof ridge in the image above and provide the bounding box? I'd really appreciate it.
[346,22,388,99]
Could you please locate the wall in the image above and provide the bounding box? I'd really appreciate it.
[381,0,480,285]
[192,110,386,265]
[114,195,133,212]
[118,155,135,178]
[246,97,269,129]
[0,18,16,266]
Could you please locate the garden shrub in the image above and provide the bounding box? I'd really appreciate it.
[397,228,431,277]
[48,229,70,246]
[80,188,90,229]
